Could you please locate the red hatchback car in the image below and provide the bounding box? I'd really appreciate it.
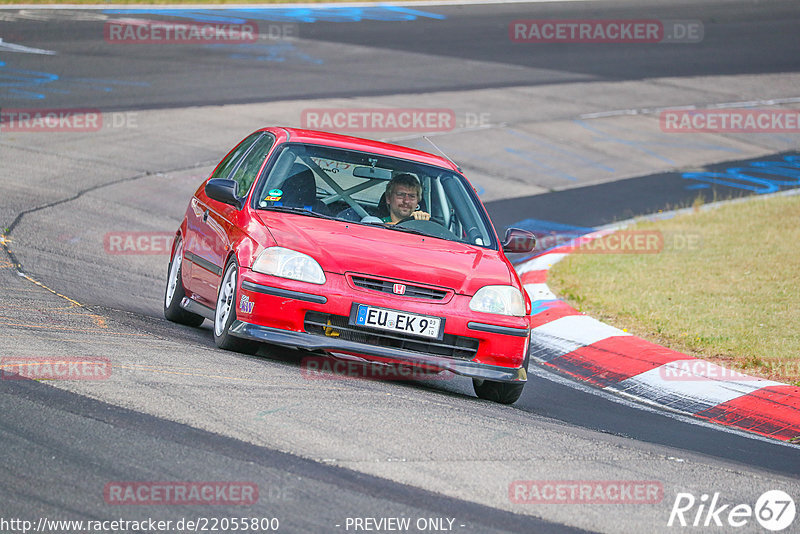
[165,127,535,403]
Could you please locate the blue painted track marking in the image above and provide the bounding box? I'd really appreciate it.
[685,183,711,190]
[682,155,800,194]
[103,7,446,24]
[682,171,780,194]
[512,218,594,235]
[0,61,150,100]
[205,43,323,64]
[0,61,58,99]
[530,300,560,316]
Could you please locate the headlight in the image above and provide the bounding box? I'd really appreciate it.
[252,247,326,284]
[469,286,526,316]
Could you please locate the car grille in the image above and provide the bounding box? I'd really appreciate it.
[304,312,479,361]
[350,275,449,301]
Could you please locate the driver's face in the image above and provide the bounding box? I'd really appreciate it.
[387,185,419,222]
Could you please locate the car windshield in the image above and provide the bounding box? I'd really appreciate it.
[252,143,496,248]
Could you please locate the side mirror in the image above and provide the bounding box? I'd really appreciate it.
[205,179,243,209]
[502,228,536,253]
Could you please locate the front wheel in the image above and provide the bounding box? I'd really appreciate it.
[473,378,525,404]
[213,259,260,354]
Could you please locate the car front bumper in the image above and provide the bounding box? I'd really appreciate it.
[228,319,528,382]
[228,269,530,382]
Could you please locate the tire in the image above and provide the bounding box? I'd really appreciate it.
[472,378,525,404]
[164,237,205,327]
[213,258,260,354]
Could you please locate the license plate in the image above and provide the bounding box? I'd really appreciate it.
[352,304,442,339]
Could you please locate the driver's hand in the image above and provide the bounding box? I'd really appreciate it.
[412,211,431,221]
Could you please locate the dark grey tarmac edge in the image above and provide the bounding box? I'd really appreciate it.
[0,375,590,534]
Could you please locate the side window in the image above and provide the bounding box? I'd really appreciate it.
[229,134,276,197]
[209,132,262,180]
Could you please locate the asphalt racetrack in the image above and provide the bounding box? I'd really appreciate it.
[1,1,799,533]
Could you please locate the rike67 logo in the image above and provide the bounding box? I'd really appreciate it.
[668,490,796,531]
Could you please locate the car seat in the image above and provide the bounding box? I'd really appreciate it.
[280,164,326,213]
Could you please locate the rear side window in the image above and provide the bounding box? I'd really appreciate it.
[210,131,262,181]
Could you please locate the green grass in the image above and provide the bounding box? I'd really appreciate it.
[548,193,800,385]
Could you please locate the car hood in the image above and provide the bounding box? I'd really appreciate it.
[256,212,512,295]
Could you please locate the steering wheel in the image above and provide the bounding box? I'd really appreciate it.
[396,214,446,226]
[396,215,458,241]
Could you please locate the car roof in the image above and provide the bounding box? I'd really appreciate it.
[261,127,460,173]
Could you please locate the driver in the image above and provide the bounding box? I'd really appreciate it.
[382,173,430,224]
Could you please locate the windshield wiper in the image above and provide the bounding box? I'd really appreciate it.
[381,223,436,239]
[260,205,336,220]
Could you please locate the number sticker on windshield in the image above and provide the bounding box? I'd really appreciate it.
[264,189,283,202]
